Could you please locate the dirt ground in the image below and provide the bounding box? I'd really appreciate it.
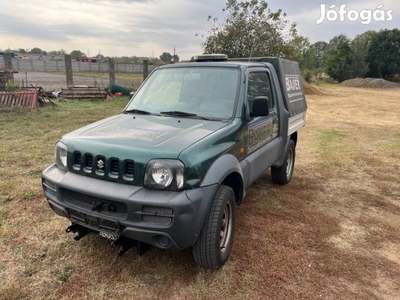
[0,84,399,299]
[294,85,400,299]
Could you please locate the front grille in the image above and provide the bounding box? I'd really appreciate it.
[84,154,93,171]
[74,152,82,169]
[141,206,173,225]
[110,158,119,176]
[68,190,128,216]
[71,151,135,183]
[124,160,135,178]
[142,206,173,215]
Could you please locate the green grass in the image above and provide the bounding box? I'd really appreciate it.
[316,128,354,171]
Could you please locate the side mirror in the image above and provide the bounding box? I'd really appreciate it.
[250,96,270,118]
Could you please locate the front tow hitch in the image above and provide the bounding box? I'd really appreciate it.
[66,224,91,241]
[111,236,151,256]
[65,223,151,256]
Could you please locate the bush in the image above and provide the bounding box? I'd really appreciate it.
[302,69,313,83]
[5,80,19,92]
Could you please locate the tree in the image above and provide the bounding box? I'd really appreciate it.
[326,34,350,57]
[325,40,354,83]
[172,54,180,63]
[288,29,310,67]
[159,52,178,63]
[30,47,43,54]
[367,29,400,78]
[201,0,301,58]
[160,52,172,63]
[314,41,329,69]
[70,50,86,60]
[351,31,376,78]
[96,54,105,61]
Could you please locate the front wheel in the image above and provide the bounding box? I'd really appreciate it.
[271,139,296,185]
[193,185,237,269]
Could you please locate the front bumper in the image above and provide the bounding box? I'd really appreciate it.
[42,164,218,249]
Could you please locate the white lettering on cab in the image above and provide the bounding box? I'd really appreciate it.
[285,76,301,92]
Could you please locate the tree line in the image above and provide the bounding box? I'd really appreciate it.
[302,30,400,82]
[201,0,400,82]
[0,48,177,66]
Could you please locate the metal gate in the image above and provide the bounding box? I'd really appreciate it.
[0,90,37,110]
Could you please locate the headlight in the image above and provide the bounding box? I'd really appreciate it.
[144,159,184,191]
[55,142,68,171]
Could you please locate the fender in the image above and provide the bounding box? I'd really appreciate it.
[200,154,244,187]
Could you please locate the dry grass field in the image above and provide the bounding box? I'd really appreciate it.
[0,84,399,299]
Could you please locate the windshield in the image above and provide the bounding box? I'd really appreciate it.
[125,67,240,119]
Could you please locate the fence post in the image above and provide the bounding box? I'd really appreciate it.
[143,60,149,80]
[2,54,14,86]
[65,54,73,87]
[4,53,13,70]
[109,59,115,86]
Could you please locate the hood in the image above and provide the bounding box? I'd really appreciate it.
[62,114,228,159]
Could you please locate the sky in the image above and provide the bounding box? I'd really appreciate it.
[0,0,399,60]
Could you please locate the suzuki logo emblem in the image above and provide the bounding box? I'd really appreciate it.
[97,159,105,171]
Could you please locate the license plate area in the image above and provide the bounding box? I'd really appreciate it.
[68,208,120,240]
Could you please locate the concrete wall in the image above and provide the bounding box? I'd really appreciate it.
[0,58,156,74]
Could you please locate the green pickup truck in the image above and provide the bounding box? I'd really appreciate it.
[42,54,307,269]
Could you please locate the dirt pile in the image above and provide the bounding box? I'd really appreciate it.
[340,78,400,89]
[302,79,325,95]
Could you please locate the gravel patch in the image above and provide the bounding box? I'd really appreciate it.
[340,78,400,89]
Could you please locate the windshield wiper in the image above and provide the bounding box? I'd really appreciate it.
[160,111,197,117]
[160,111,211,120]
[123,109,154,115]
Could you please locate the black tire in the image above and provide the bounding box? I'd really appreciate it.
[271,139,296,185]
[193,185,237,269]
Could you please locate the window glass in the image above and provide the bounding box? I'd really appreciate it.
[247,72,274,115]
[127,67,240,119]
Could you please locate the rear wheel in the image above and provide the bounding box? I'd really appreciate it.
[271,139,296,185]
[193,185,236,269]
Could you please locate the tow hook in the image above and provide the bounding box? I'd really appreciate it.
[65,223,151,256]
[111,237,151,256]
[66,224,91,241]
